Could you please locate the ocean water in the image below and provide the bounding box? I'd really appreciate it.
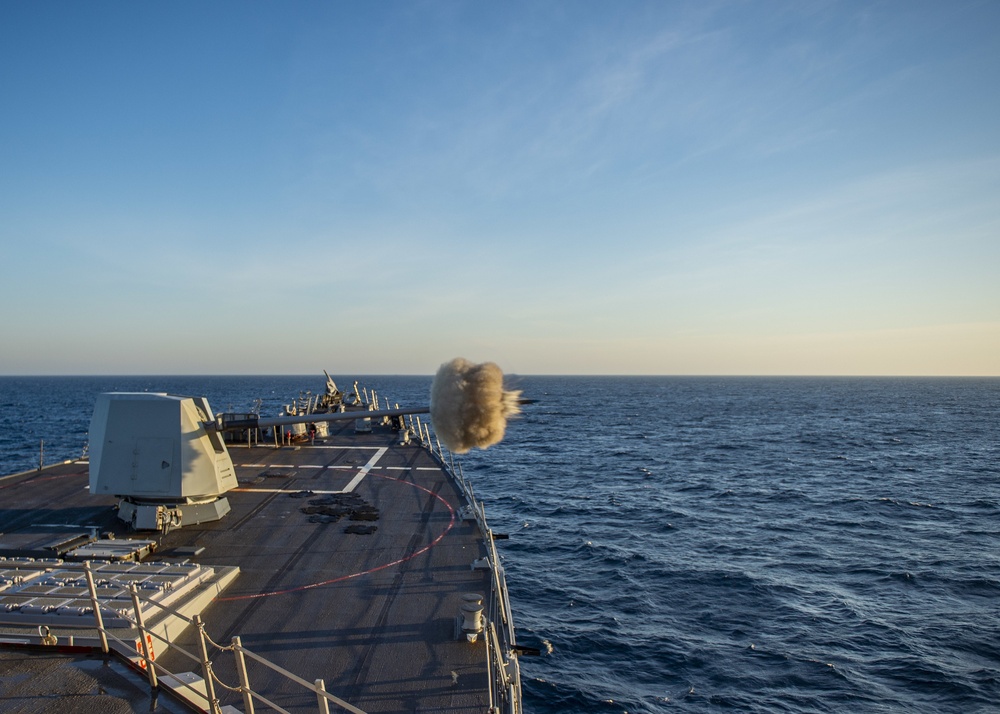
[1,375,999,713]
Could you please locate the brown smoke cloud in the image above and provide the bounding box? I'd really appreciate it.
[430,358,522,454]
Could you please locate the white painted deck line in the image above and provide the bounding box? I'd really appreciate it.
[234,447,388,495]
[237,463,358,469]
[343,447,388,493]
[233,488,347,495]
[298,445,386,450]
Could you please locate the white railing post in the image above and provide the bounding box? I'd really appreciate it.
[83,561,109,654]
[194,614,221,714]
[128,584,158,689]
[484,622,495,711]
[315,678,332,714]
[232,636,256,714]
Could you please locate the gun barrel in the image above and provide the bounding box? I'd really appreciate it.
[216,406,432,432]
[214,398,533,433]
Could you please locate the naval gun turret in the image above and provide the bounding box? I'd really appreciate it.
[89,393,238,531]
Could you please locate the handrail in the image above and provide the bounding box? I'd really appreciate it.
[78,562,367,713]
[234,641,364,714]
[426,428,523,714]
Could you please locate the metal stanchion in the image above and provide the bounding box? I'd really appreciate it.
[232,636,256,714]
[83,562,109,654]
[128,584,157,689]
[315,679,332,714]
[194,615,221,714]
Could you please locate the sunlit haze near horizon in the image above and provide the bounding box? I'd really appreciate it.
[1,1,998,376]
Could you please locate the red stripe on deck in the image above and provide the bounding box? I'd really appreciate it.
[216,473,458,602]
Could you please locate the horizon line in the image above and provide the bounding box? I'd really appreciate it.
[2,373,998,379]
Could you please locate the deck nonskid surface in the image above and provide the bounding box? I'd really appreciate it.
[158,426,493,713]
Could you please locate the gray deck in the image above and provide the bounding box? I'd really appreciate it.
[0,417,500,713]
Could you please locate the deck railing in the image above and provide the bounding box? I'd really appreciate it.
[457,466,523,714]
[420,427,523,714]
[79,561,366,714]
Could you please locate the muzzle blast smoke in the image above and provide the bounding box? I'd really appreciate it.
[430,358,523,454]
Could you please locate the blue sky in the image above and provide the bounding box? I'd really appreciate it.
[1,1,998,375]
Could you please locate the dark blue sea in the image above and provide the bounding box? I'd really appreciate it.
[1,375,999,713]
